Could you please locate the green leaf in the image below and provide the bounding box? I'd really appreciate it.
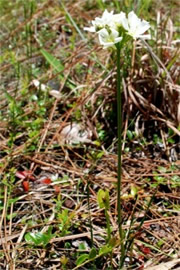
[97,189,110,209]
[157,166,166,173]
[97,189,105,208]
[8,197,19,204]
[127,130,133,140]
[3,90,15,103]
[25,232,41,245]
[96,151,104,159]
[93,140,101,147]
[88,248,97,259]
[35,232,45,244]
[40,49,64,73]
[130,185,138,197]
[99,245,112,255]
[171,175,180,182]
[3,90,22,115]
[24,227,53,247]
[40,49,75,90]
[157,239,165,247]
[124,147,130,153]
[167,138,175,144]
[76,254,89,265]
[78,242,86,250]
[7,213,17,220]
[108,237,118,248]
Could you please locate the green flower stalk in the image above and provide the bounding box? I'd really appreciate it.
[116,42,125,266]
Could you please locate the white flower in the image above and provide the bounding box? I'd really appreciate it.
[84,10,151,49]
[32,79,40,88]
[122,11,150,40]
[111,12,126,30]
[32,79,46,91]
[98,28,122,49]
[84,9,114,32]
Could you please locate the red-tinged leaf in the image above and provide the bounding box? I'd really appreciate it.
[143,247,151,255]
[40,178,52,185]
[16,170,36,181]
[16,171,26,179]
[140,245,151,255]
[28,175,36,181]
[54,185,60,193]
[22,170,36,181]
[22,181,29,192]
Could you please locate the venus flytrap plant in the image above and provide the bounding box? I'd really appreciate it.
[84,9,150,269]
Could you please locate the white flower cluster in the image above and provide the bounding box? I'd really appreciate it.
[84,10,150,49]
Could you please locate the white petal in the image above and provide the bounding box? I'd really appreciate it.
[122,16,129,31]
[98,28,109,39]
[40,84,46,91]
[84,26,96,32]
[102,9,114,19]
[94,18,103,25]
[136,20,150,35]
[33,79,40,87]
[115,37,123,43]
[102,42,115,48]
[139,34,151,39]
[110,28,119,38]
[113,12,126,26]
[128,11,140,32]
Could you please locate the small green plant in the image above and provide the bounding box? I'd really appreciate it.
[60,255,69,270]
[25,226,54,247]
[97,189,111,243]
[75,241,118,269]
[57,209,75,236]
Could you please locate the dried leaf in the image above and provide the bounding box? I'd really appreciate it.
[64,199,75,209]
[59,123,92,144]
[49,90,62,99]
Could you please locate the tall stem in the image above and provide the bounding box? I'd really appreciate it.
[87,180,94,247]
[105,208,111,243]
[116,43,125,268]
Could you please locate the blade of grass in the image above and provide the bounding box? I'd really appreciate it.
[141,39,173,83]
[40,49,64,73]
[60,1,85,41]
